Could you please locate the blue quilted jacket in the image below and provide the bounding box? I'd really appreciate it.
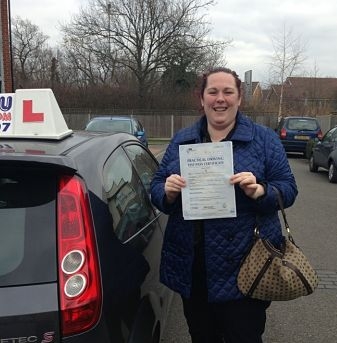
[150,113,298,302]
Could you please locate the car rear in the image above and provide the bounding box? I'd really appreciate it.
[0,158,102,341]
[85,116,148,147]
[0,165,60,340]
[277,116,323,154]
[1,88,170,342]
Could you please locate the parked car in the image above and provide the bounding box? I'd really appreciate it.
[305,137,318,160]
[85,116,148,147]
[275,116,323,156]
[309,126,337,182]
[0,89,171,342]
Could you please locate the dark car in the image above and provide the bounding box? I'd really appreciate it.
[85,116,148,147]
[276,116,322,155]
[305,137,317,160]
[309,126,337,182]
[0,89,171,342]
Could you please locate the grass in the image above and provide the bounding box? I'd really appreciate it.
[148,137,170,145]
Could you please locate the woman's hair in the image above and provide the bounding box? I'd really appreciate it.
[199,67,242,98]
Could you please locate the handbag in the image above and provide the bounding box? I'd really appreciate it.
[237,187,319,301]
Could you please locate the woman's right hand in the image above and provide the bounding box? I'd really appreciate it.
[164,174,186,204]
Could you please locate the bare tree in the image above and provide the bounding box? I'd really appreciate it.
[61,34,117,87]
[269,23,307,119]
[61,0,231,107]
[11,16,51,87]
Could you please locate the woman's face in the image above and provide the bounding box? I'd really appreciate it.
[201,72,241,129]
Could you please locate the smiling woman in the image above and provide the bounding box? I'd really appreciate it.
[150,66,298,343]
[200,69,242,142]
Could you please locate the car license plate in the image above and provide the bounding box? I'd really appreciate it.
[294,135,310,140]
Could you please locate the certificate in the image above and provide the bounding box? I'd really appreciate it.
[179,142,236,220]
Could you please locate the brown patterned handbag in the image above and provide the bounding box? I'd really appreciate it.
[237,188,319,301]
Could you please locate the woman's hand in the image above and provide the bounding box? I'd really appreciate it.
[230,172,265,200]
[165,174,186,204]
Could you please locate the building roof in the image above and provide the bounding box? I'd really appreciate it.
[284,77,337,100]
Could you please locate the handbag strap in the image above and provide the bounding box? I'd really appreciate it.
[272,186,295,242]
[255,186,294,242]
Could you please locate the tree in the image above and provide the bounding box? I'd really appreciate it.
[11,16,51,87]
[162,34,228,84]
[61,0,231,107]
[269,23,307,119]
[61,34,117,87]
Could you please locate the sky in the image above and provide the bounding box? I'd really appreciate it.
[10,0,337,86]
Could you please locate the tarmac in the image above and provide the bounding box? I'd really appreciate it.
[149,144,167,160]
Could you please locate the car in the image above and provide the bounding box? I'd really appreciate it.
[85,116,148,147]
[0,89,172,342]
[304,137,318,160]
[275,116,323,156]
[309,126,337,182]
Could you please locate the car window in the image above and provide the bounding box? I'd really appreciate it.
[287,118,318,131]
[135,120,143,132]
[322,129,333,142]
[86,120,108,131]
[133,120,144,133]
[103,146,155,242]
[110,120,131,133]
[0,170,57,286]
[87,119,132,133]
[124,144,158,195]
[130,119,137,134]
[331,128,337,142]
[323,127,337,142]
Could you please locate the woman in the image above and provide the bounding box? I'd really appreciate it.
[150,67,298,343]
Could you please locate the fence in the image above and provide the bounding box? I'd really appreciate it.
[315,114,337,134]
[62,107,337,138]
[62,108,280,139]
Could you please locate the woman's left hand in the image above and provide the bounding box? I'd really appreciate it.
[230,172,265,200]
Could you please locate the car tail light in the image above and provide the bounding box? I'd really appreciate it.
[280,128,287,139]
[317,129,323,140]
[58,175,102,336]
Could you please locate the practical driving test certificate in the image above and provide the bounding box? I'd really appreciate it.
[179,142,236,220]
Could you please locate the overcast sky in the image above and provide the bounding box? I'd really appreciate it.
[10,0,337,85]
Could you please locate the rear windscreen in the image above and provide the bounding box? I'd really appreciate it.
[87,119,132,133]
[287,119,319,131]
[0,169,57,286]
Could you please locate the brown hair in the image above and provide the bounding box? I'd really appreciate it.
[199,67,242,98]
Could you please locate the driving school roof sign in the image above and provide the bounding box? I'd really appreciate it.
[0,88,72,139]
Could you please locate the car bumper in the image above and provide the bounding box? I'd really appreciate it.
[281,140,308,153]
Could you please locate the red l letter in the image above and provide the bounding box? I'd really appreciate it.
[23,100,44,122]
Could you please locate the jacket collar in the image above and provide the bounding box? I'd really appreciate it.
[176,112,254,144]
[231,112,254,142]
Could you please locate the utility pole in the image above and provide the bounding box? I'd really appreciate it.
[107,2,113,83]
[0,0,13,92]
[107,2,111,55]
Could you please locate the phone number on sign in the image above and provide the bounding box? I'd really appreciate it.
[0,122,11,132]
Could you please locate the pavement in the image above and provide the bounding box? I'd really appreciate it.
[149,144,167,160]
[149,144,163,155]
